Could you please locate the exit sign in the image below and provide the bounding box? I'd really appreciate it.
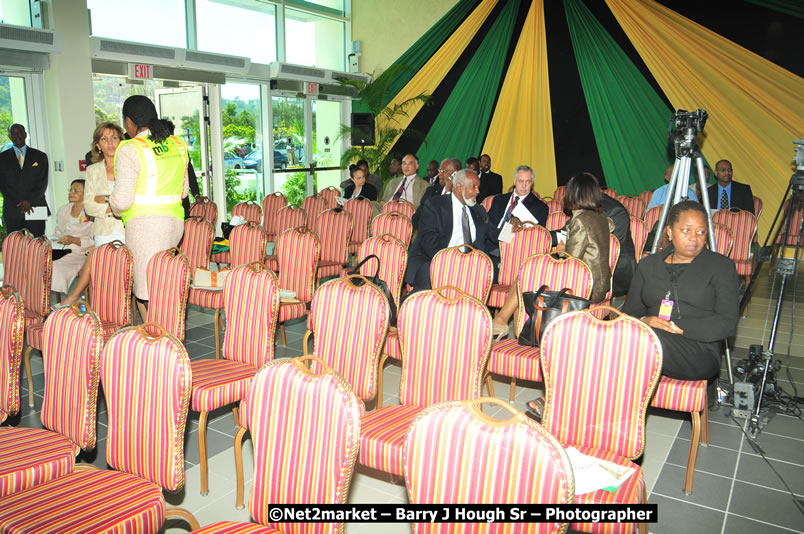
[303,82,319,95]
[128,63,153,80]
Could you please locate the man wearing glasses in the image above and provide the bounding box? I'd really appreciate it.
[412,157,461,229]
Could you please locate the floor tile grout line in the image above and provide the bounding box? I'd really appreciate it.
[646,425,683,497]
[737,450,804,467]
[725,510,804,534]
[650,490,727,513]
[663,461,736,482]
[720,417,745,534]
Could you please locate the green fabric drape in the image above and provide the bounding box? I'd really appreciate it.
[414,0,521,169]
[353,0,481,113]
[744,0,804,19]
[565,0,674,195]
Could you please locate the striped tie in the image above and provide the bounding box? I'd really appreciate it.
[17,150,24,168]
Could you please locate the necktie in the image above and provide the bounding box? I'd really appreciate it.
[504,196,519,223]
[17,150,24,168]
[462,206,472,246]
[720,189,728,210]
[392,176,408,201]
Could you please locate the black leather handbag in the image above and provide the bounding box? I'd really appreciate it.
[348,254,397,325]
[518,285,590,347]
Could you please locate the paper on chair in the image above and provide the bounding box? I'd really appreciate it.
[498,222,514,243]
[565,447,635,495]
[512,202,539,225]
[25,207,48,220]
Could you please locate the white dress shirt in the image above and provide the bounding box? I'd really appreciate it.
[447,193,476,248]
[498,193,526,229]
[392,174,417,203]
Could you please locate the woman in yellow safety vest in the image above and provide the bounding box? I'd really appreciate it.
[110,95,189,321]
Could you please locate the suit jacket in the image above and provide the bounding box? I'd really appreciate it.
[342,182,378,201]
[486,192,548,234]
[622,246,739,343]
[602,194,636,296]
[405,194,492,285]
[565,210,614,303]
[0,146,49,223]
[477,170,502,203]
[707,181,754,214]
[380,175,428,207]
[411,182,444,229]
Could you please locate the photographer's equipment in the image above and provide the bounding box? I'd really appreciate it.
[650,109,717,253]
[518,285,590,347]
[735,139,804,436]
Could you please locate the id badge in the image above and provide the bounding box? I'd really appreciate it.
[658,299,674,320]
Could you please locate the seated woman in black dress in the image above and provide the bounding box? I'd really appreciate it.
[342,166,377,201]
[623,200,739,380]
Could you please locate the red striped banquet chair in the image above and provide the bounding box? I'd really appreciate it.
[540,309,662,534]
[358,287,492,477]
[370,211,413,246]
[3,230,51,329]
[481,194,497,213]
[487,223,552,307]
[382,198,415,219]
[629,216,648,262]
[712,208,757,284]
[179,217,214,273]
[200,356,361,533]
[261,191,288,241]
[146,248,192,341]
[345,196,373,257]
[264,205,307,271]
[313,207,353,280]
[233,200,262,224]
[0,303,102,497]
[602,188,618,198]
[712,222,734,257]
[376,244,492,406]
[753,195,763,221]
[301,194,327,230]
[619,195,647,220]
[276,226,320,346]
[546,210,569,232]
[189,196,218,228]
[189,262,280,495]
[1,232,30,305]
[404,398,574,534]
[486,253,593,401]
[0,286,24,424]
[189,222,269,358]
[552,185,566,204]
[644,205,663,235]
[638,189,653,208]
[318,185,340,209]
[546,198,562,213]
[0,324,199,532]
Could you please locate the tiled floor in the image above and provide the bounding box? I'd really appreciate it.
[8,262,804,533]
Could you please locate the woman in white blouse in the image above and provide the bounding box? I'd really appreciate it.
[50,179,93,294]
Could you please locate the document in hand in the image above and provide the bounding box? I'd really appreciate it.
[565,447,635,494]
[512,202,540,225]
[25,206,48,220]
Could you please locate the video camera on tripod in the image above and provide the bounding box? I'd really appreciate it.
[668,109,709,157]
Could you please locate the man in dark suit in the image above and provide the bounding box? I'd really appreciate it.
[406,168,492,292]
[411,157,461,229]
[706,159,754,214]
[486,165,548,234]
[0,124,49,236]
[477,153,503,203]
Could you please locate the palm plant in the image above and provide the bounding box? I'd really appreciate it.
[336,65,431,179]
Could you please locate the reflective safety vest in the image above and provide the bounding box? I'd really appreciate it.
[116,135,188,224]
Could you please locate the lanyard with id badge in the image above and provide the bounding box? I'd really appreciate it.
[661,262,686,321]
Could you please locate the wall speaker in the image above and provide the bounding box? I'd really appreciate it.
[351,113,375,146]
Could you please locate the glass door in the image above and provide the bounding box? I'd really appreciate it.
[271,95,307,205]
[311,99,343,191]
[221,82,263,217]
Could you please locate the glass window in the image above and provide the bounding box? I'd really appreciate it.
[196,0,277,65]
[0,74,29,238]
[87,0,187,48]
[285,8,345,71]
[222,82,262,215]
[272,96,306,204]
[0,0,32,26]
[287,0,344,16]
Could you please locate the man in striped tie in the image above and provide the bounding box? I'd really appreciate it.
[706,159,755,214]
[0,124,50,236]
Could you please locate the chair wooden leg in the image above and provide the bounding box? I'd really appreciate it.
[23,346,35,407]
[509,377,517,402]
[485,374,495,397]
[234,425,248,510]
[214,309,221,360]
[302,329,313,356]
[376,353,389,409]
[684,410,701,495]
[638,484,649,534]
[232,405,239,427]
[199,411,210,495]
[165,507,200,530]
[280,323,287,346]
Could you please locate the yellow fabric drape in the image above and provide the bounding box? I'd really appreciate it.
[378,0,499,152]
[606,0,804,237]
[481,0,556,196]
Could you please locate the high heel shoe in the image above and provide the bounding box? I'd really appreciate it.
[492,323,509,341]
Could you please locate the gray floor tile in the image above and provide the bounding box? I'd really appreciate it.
[185,325,216,343]
[651,464,732,508]
[759,412,804,440]
[744,431,804,465]
[184,425,237,467]
[735,453,804,496]
[665,438,739,478]
[728,480,804,531]
[646,494,725,534]
[723,514,804,534]
[676,417,746,450]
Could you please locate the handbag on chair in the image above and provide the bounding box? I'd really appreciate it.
[347,254,397,325]
[518,285,590,347]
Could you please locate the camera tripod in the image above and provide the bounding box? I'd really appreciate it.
[737,143,804,436]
